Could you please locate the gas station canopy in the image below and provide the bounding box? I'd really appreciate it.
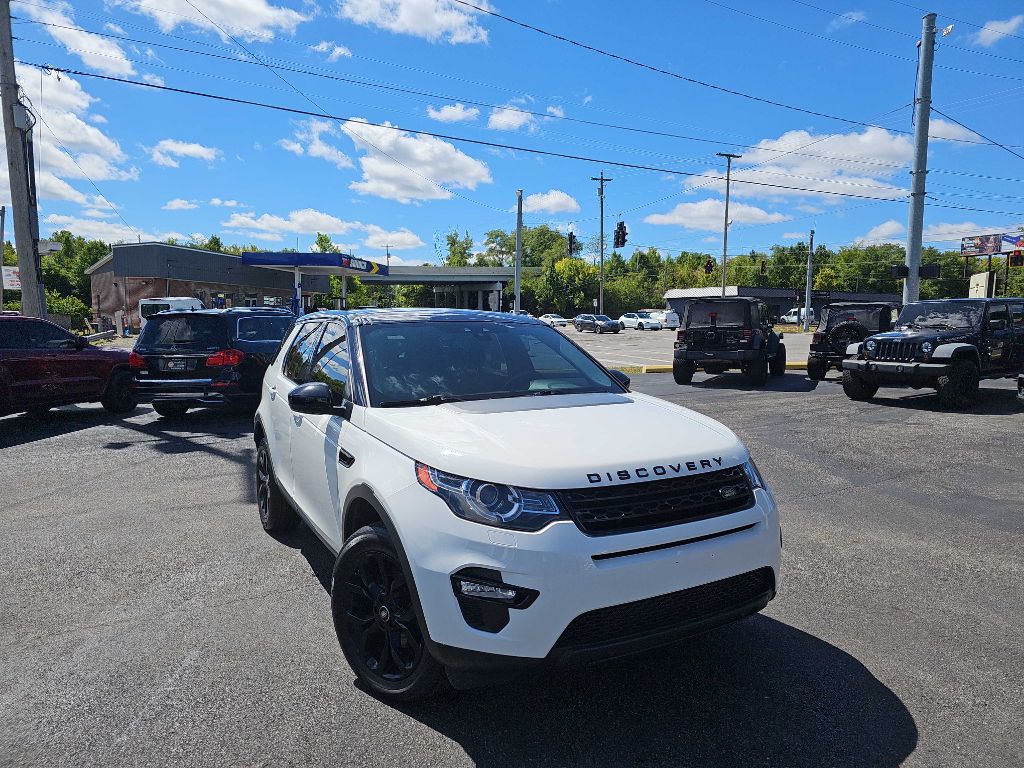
[241,251,389,313]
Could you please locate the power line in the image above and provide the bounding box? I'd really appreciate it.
[447,0,920,131]
[930,105,1024,163]
[884,0,1024,44]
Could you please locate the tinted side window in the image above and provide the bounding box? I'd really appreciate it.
[1010,303,1024,330]
[989,304,1010,323]
[284,322,324,383]
[236,315,293,342]
[19,321,75,349]
[310,322,351,400]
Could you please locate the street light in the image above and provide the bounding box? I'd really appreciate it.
[717,152,742,297]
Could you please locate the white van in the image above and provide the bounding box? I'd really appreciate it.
[780,307,815,325]
[138,297,204,330]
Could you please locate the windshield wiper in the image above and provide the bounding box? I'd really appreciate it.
[377,393,465,408]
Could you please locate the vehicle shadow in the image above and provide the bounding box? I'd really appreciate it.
[0,404,117,449]
[867,385,1022,415]
[692,371,820,393]
[280,527,918,767]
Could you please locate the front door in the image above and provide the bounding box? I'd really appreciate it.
[288,321,354,552]
[984,304,1012,370]
[1009,302,1024,370]
[272,321,324,498]
[0,321,55,410]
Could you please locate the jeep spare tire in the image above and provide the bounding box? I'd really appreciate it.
[828,321,869,356]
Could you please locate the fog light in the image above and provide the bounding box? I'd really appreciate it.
[459,580,517,601]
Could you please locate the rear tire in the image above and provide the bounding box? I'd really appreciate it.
[842,370,878,401]
[807,358,827,381]
[770,344,787,377]
[936,359,980,409]
[673,361,695,385]
[153,401,189,418]
[746,358,769,386]
[332,525,443,703]
[101,370,138,414]
[256,437,298,533]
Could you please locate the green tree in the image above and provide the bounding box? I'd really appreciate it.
[445,230,473,266]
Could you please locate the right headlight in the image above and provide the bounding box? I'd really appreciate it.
[865,339,877,353]
[742,459,766,490]
[416,462,565,531]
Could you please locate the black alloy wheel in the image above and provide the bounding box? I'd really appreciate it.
[102,370,138,414]
[332,525,442,702]
[256,437,297,533]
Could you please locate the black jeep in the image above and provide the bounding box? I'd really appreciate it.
[807,302,897,381]
[841,297,1024,408]
[673,297,786,386]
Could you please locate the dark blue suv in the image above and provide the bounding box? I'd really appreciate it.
[130,307,294,417]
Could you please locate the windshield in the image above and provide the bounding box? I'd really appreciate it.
[360,321,620,406]
[897,301,985,330]
[687,301,748,327]
[140,303,170,318]
[138,315,225,350]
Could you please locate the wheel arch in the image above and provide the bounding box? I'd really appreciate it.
[933,343,980,366]
[253,414,266,447]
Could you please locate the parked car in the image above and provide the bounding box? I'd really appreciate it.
[618,311,663,331]
[255,308,780,701]
[673,297,786,386]
[841,298,1023,409]
[807,302,897,381]
[779,307,815,325]
[139,296,205,330]
[538,313,568,327]
[509,309,533,318]
[0,315,136,417]
[131,307,294,418]
[647,309,680,330]
[574,314,621,334]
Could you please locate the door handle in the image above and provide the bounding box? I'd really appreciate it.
[338,447,355,468]
[269,385,277,401]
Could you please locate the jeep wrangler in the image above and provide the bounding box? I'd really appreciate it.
[807,302,897,381]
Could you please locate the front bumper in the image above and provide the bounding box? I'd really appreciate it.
[841,358,951,381]
[389,482,781,666]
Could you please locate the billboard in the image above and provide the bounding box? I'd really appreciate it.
[1001,233,1024,254]
[1,265,20,290]
[960,234,1002,256]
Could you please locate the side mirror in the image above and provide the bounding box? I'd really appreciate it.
[288,382,353,419]
[778,332,784,340]
[989,319,1007,331]
[75,335,89,350]
[608,369,631,390]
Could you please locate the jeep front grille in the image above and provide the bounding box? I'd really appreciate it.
[557,465,754,536]
[874,339,920,361]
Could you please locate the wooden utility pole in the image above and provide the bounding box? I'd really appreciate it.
[0,0,44,317]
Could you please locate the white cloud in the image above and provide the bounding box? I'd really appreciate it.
[855,219,904,244]
[81,207,113,219]
[110,0,307,42]
[42,214,162,243]
[141,73,165,86]
[20,2,135,76]
[582,95,593,105]
[209,198,242,207]
[928,118,976,142]
[310,40,353,61]
[546,105,565,118]
[795,204,823,214]
[150,139,221,168]
[487,104,536,132]
[89,114,108,125]
[104,22,126,34]
[341,117,492,203]
[337,0,490,44]
[221,208,363,238]
[919,221,1017,244]
[520,189,581,214]
[162,198,198,210]
[781,232,806,240]
[363,225,425,249]
[426,103,480,123]
[278,119,353,169]
[974,15,1024,47]
[826,10,866,32]
[645,199,791,231]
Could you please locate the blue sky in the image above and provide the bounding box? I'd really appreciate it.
[8,0,1024,265]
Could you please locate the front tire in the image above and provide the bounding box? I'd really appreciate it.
[637,323,644,331]
[770,344,787,377]
[936,359,979,409]
[332,525,443,703]
[101,370,138,414]
[673,360,695,385]
[842,370,879,401]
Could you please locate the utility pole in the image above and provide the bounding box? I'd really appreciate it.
[903,12,937,305]
[514,189,523,312]
[803,229,815,332]
[591,172,611,314]
[0,204,5,313]
[717,153,741,297]
[0,0,44,317]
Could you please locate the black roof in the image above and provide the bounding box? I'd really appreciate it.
[907,297,1024,303]
[687,296,761,303]
[152,307,295,317]
[301,308,541,326]
[824,301,899,308]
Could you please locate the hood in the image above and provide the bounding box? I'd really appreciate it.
[362,391,748,490]
[868,328,974,344]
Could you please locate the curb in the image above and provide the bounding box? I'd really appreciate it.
[640,362,809,373]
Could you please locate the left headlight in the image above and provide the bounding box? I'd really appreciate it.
[920,341,933,355]
[865,339,877,354]
[416,462,565,531]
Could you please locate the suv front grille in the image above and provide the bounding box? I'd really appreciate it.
[874,339,919,361]
[558,465,754,536]
[554,567,775,650]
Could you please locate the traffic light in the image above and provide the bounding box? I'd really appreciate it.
[612,221,627,249]
[1010,250,1024,268]
[567,231,577,256]
[759,259,767,276]
[704,258,715,275]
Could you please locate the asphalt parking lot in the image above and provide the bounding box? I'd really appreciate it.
[558,324,811,369]
[2,373,1021,767]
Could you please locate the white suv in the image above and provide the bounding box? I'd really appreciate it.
[254,309,781,701]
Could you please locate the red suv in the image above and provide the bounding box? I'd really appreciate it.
[0,315,136,418]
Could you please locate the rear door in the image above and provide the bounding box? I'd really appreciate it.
[1008,302,1024,370]
[288,321,354,551]
[985,303,1012,370]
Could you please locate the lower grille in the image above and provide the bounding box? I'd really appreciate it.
[558,465,754,535]
[875,340,919,361]
[554,567,775,650]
